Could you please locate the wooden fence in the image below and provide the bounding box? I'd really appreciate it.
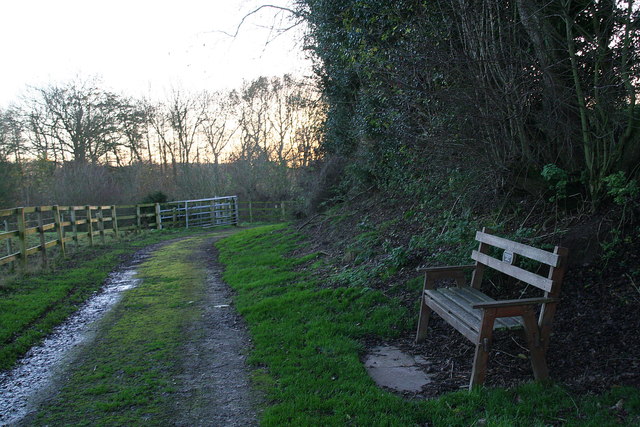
[236,200,296,223]
[1,203,161,270]
[0,197,297,271]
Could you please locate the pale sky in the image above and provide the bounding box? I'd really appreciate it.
[0,0,311,106]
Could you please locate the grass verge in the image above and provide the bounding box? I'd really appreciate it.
[0,228,209,371]
[31,233,219,425]
[216,224,640,426]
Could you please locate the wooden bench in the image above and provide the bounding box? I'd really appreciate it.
[415,228,569,389]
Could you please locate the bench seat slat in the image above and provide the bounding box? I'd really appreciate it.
[472,250,555,292]
[450,287,523,329]
[424,287,524,343]
[427,289,483,333]
[424,291,479,343]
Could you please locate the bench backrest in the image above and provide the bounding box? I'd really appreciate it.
[470,228,569,297]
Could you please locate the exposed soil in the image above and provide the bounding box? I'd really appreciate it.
[297,197,640,399]
[172,236,260,426]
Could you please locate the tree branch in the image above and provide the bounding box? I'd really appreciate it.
[216,4,303,39]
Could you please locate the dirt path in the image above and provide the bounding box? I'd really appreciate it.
[0,241,162,425]
[0,232,260,426]
[172,236,260,426]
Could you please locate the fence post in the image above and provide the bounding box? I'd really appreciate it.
[98,208,106,244]
[4,219,15,270]
[17,207,27,270]
[36,208,48,267]
[155,203,162,230]
[185,201,189,229]
[233,197,239,226]
[70,208,79,248]
[136,205,142,230]
[86,205,94,247]
[248,200,253,223]
[53,205,66,257]
[281,202,286,221]
[111,205,119,239]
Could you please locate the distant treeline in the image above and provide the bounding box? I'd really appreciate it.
[0,160,317,209]
[0,74,326,208]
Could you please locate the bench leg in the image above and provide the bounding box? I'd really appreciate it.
[469,309,496,390]
[415,294,432,343]
[522,308,549,380]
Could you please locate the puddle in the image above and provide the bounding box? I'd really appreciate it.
[364,345,433,393]
[0,247,155,426]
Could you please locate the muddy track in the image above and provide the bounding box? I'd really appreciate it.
[0,232,260,426]
[0,241,167,425]
[172,237,260,426]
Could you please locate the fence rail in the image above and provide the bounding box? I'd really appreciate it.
[159,197,239,229]
[236,200,295,223]
[0,196,296,272]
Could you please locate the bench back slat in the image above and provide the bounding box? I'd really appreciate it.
[471,250,555,292]
[475,231,561,267]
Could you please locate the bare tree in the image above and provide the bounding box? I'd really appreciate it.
[167,89,206,165]
[115,98,150,165]
[0,107,26,163]
[201,90,237,166]
[148,101,177,176]
[25,78,124,164]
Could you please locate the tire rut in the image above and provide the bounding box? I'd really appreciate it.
[172,236,260,427]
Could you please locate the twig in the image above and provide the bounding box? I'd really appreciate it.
[440,192,464,236]
[216,5,302,39]
[510,336,529,353]
[519,196,543,230]
[296,213,326,231]
[626,274,640,295]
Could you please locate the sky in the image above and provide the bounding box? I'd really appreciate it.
[0,0,311,106]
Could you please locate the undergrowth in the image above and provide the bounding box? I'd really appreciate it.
[217,224,640,426]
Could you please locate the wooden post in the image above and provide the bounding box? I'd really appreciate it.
[470,308,497,389]
[210,201,216,226]
[136,205,142,230]
[155,203,162,230]
[53,205,66,257]
[522,308,549,380]
[17,207,27,270]
[172,207,177,228]
[37,208,48,266]
[70,208,79,249]
[280,202,286,221]
[185,201,189,229]
[248,200,253,223]
[86,205,94,247]
[470,227,492,289]
[98,208,106,244]
[111,205,119,240]
[4,219,15,270]
[233,196,239,226]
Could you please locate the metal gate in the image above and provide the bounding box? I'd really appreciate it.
[159,196,238,229]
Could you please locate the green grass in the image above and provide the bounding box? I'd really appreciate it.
[32,234,220,426]
[0,227,210,371]
[216,224,640,426]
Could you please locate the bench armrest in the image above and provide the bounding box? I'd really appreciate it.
[416,264,476,273]
[471,297,558,310]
